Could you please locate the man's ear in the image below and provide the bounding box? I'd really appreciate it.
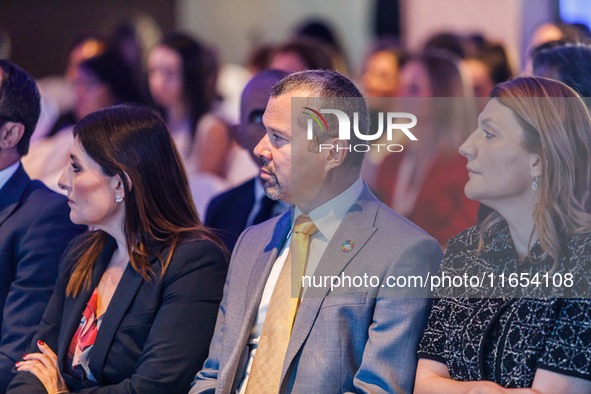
[0,122,25,150]
[530,154,542,178]
[324,139,348,171]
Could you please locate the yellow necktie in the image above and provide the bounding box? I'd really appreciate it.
[245,214,318,394]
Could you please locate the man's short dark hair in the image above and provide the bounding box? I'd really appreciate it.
[0,59,41,156]
[273,69,370,168]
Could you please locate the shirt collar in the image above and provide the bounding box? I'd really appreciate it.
[0,161,21,192]
[293,178,364,241]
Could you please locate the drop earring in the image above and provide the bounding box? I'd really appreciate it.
[115,195,124,204]
[531,176,538,191]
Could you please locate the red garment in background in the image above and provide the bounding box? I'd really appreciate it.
[374,151,478,246]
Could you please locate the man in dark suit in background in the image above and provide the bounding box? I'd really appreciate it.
[0,59,85,390]
[205,69,289,251]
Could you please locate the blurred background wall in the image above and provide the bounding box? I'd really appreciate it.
[0,0,583,78]
[0,0,175,78]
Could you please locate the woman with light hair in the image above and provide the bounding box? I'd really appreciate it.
[415,76,591,393]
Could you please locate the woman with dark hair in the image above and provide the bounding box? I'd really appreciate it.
[415,77,591,392]
[9,104,228,393]
[73,50,143,121]
[148,32,233,179]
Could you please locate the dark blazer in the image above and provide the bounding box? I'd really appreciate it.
[205,178,256,251]
[7,234,228,393]
[0,164,85,391]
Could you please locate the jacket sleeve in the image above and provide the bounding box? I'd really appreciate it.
[0,195,84,392]
[7,237,75,393]
[350,236,443,394]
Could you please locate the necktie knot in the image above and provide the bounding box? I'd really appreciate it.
[293,214,318,236]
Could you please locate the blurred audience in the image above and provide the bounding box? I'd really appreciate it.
[205,69,289,252]
[424,32,467,59]
[268,38,335,73]
[147,32,257,213]
[464,40,513,98]
[245,43,276,74]
[374,50,479,246]
[523,22,591,73]
[360,38,408,100]
[147,32,252,185]
[23,50,142,192]
[533,42,591,104]
[293,18,350,74]
[33,37,107,142]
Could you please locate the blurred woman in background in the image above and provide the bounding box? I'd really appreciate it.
[23,50,143,192]
[374,50,479,246]
[148,32,233,179]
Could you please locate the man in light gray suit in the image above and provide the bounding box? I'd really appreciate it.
[191,70,442,393]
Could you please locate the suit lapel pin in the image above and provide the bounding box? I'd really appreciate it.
[341,240,355,252]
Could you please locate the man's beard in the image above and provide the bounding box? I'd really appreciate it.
[263,177,285,201]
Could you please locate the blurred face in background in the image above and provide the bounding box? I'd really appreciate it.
[268,51,307,73]
[398,60,432,97]
[361,50,400,98]
[464,58,495,98]
[73,66,113,120]
[236,74,278,164]
[398,60,433,128]
[148,45,184,109]
[66,39,106,82]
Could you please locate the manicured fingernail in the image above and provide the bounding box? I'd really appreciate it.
[22,353,27,359]
[15,361,20,365]
[37,340,44,346]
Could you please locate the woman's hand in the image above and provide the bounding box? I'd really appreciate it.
[16,340,69,394]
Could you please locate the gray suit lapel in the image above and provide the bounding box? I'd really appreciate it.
[221,211,292,393]
[281,187,379,381]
